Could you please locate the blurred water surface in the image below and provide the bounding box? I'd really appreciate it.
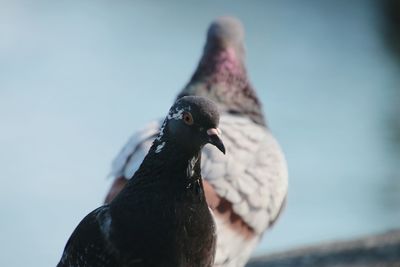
[1,1,399,266]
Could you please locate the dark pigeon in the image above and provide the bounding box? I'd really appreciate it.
[57,96,225,267]
[106,16,288,267]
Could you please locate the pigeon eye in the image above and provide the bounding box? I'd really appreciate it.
[182,112,194,125]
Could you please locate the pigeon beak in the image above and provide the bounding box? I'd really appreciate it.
[207,128,225,154]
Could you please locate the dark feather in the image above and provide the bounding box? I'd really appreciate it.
[57,97,221,267]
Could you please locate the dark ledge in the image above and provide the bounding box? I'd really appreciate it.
[247,229,400,267]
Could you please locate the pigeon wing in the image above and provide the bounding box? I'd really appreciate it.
[201,114,288,266]
[57,207,118,267]
[204,114,288,233]
[110,120,161,179]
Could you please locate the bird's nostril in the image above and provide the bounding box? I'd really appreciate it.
[207,128,221,136]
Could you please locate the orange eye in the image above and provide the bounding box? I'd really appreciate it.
[182,112,194,125]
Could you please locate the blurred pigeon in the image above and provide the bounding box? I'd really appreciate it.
[105,16,288,267]
[57,96,225,267]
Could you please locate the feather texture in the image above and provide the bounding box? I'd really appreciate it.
[59,97,221,267]
[107,113,288,266]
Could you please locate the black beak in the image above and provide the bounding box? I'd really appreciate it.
[207,128,225,154]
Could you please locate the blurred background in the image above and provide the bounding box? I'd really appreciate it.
[1,0,400,266]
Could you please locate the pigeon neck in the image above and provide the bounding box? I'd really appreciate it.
[139,128,203,184]
[197,46,246,86]
[112,136,204,206]
[180,46,266,126]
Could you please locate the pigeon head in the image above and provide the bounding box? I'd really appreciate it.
[156,96,225,155]
[206,16,245,53]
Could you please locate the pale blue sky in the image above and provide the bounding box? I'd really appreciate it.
[1,1,400,266]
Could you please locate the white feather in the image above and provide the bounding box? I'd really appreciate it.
[110,120,160,178]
